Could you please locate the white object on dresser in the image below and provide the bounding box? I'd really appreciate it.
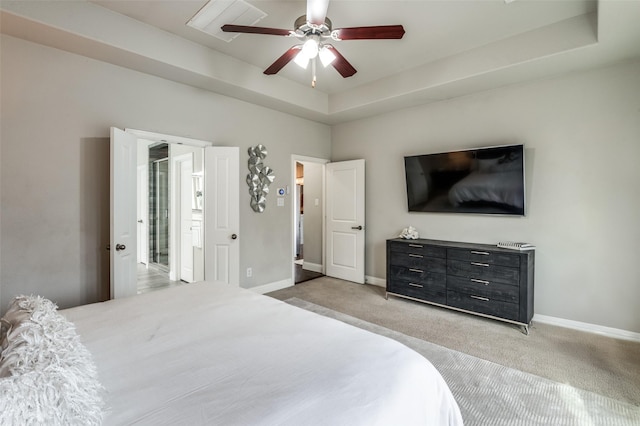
[497,241,536,251]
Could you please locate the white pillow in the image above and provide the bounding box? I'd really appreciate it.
[0,296,104,425]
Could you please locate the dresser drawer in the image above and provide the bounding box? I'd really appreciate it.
[447,259,519,286]
[447,275,519,304]
[388,278,446,304]
[447,248,520,268]
[389,265,445,285]
[390,251,446,273]
[389,242,446,259]
[447,290,519,321]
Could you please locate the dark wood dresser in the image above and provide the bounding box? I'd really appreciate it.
[386,238,535,333]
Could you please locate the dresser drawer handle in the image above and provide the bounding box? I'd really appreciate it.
[409,254,423,258]
[408,283,423,288]
[409,268,423,273]
[471,251,490,256]
[471,278,489,285]
[470,295,489,302]
[470,262,489,267]
[408,244,423,248]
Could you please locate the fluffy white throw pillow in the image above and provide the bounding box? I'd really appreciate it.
[0,296,104,425]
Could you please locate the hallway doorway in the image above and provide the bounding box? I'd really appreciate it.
[292,158,326,284]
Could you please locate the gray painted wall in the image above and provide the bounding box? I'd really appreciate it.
[331,60,640,333]
[0,35,330,312]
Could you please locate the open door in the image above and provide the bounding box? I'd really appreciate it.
[110,127,138,298]
[204,146,240,284]
[325,159,365,283]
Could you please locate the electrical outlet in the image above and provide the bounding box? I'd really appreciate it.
[246,267,252,278]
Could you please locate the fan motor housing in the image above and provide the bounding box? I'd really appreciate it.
[295,15,332,36]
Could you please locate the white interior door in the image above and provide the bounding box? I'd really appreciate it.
[204,147,240,284]
[136,165,148,265]
[326,159,365,283]
[179,156,194,282]
[110,127,138,298]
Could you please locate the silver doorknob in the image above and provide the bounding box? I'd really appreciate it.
[115,244,126,251]
[351,225,363,230]
[231,234,238,240]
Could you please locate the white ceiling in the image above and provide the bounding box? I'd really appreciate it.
[2,0,639,124]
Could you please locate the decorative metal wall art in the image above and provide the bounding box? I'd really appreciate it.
[246,145,275,212]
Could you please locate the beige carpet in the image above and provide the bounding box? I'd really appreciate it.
[286,297,640,426]
[267,277,640,407]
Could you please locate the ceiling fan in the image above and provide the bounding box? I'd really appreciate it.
[221,0,405,88]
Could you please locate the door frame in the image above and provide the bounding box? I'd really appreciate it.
[120,129,213,293]
[290,155,329,283]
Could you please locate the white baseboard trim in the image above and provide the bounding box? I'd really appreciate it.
[248,279,293,295]
[302,262,323,273]
[533,314,640,343]
[365,276,386,287]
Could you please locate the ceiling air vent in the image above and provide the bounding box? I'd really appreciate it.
[187,0,267,42]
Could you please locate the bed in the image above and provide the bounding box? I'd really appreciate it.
[2,282,463,425]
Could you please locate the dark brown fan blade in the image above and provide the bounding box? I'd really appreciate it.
[333,25,405,40]
[326,45,357,78]
[221,24,292,36]
[264,46,301,75]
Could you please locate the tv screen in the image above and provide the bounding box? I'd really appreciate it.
[404,144,525,216]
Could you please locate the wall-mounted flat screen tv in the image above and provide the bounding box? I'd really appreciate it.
[404,144,525,216]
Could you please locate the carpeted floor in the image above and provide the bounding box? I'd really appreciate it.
[286,297,640,425]
[267,277,640,408]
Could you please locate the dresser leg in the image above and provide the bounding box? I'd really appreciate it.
[521,323,530,335]
[385,292,389,300]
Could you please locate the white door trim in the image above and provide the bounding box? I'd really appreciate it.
[290,155,329,283]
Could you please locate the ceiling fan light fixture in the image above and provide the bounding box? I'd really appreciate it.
[294,51,310,69]
[302,38,319,59]
[319,45,336,67]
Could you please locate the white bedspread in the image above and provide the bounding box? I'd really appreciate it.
[62,282,462,426]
